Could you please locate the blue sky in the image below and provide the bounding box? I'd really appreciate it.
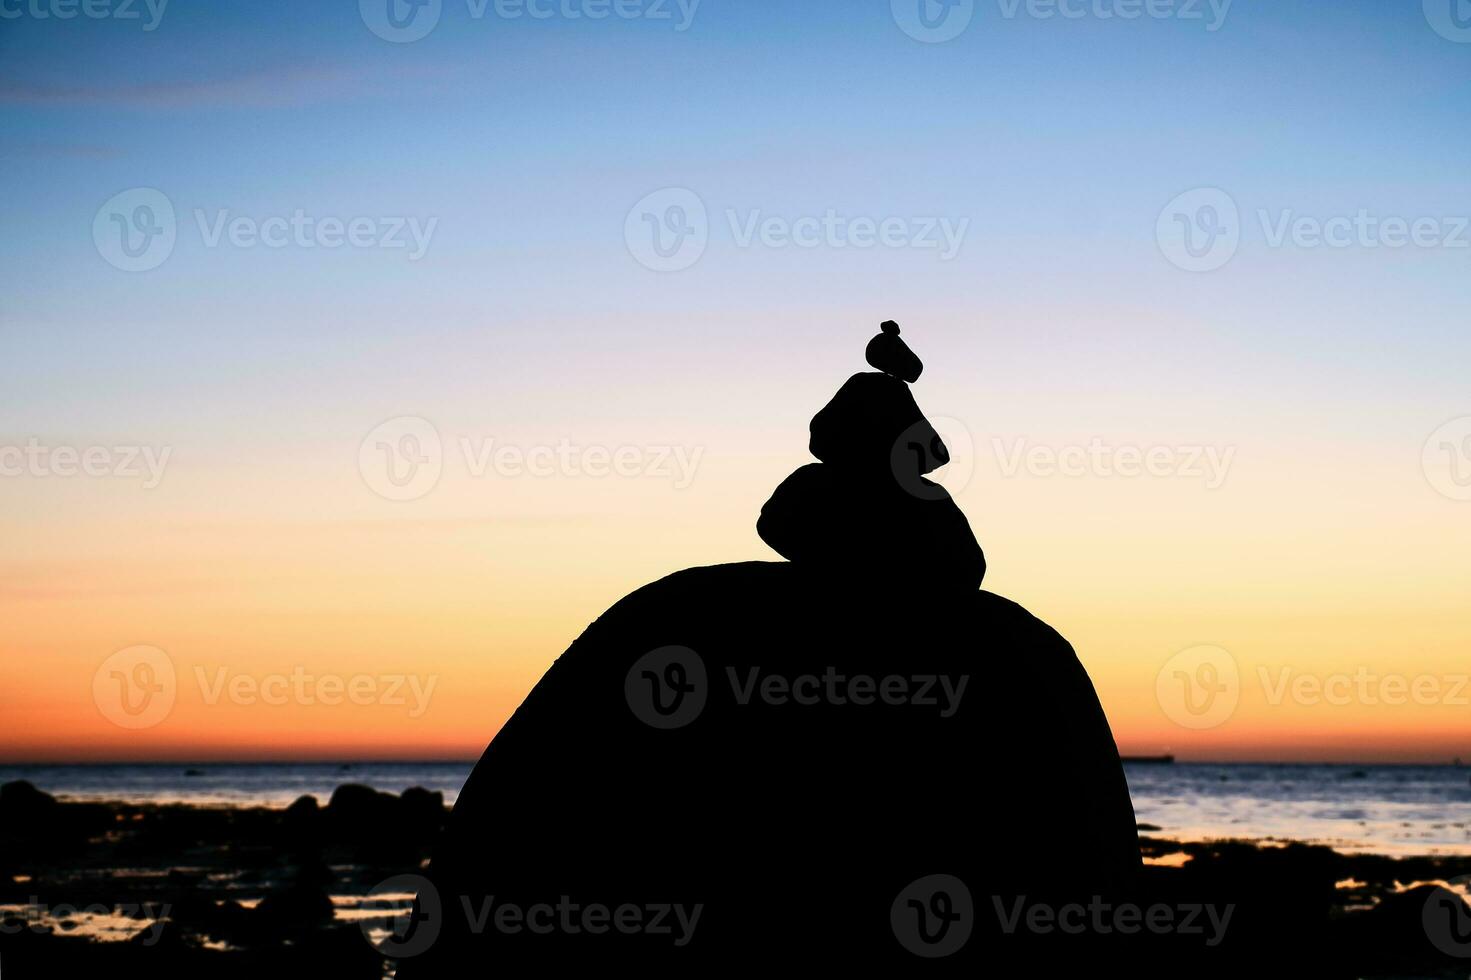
[3,1,1469,443]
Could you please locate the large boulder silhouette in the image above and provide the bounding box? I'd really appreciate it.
[402,563,1138,971]
[400,323,1139,972]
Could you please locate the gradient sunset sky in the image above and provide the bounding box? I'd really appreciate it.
[3,0,1469,763]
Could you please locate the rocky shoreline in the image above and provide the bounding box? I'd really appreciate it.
[0,779,441,977]
[2,781,1470,977]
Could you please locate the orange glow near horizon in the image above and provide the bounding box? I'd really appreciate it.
[4,395,1469,766]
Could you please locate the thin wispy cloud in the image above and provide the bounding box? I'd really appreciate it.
[0,143,125,159]
[0,64,397,109]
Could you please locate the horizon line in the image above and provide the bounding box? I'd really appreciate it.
[0,757,1466,768]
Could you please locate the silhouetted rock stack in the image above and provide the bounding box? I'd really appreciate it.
[403,327,1142,973]
[757,321,986,589]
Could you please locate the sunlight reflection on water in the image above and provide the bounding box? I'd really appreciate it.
[1126,762,1471,855]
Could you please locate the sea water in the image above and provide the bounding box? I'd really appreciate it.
[3,760,1469,855]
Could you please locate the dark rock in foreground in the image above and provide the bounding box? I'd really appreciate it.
[404,561,1139,971]
[1,781,1468,976]
[279,783,451,861]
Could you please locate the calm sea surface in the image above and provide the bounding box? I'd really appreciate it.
[1125,762,1471,855]
[0,761,475,807]
[2,761,1468,855]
